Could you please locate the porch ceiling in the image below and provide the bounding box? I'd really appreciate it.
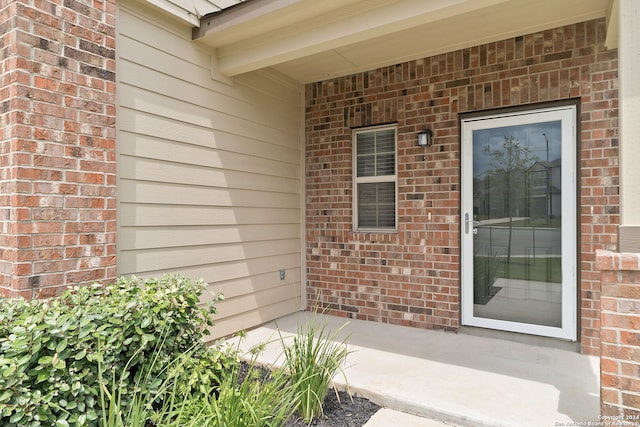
[193,0,613,84]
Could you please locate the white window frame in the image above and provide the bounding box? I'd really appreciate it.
[352,125,398,232]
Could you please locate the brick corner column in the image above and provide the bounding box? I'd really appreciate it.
[0,0,117,298]
[596,249,640,417]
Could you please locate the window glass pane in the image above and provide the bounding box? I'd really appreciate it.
[357,155,376,177]
[356,128,395,177]
[377,204,395,227]
[377,154,395,175]
[357,133,375,155]
[377,182,395,227]
[358,183,377,209]
[376,130,395,152]
[358,182,395,228]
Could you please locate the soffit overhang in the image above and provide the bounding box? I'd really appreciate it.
[194,0,615,84]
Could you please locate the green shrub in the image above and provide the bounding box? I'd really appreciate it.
[0,274,224,427]
[279,316,350,424]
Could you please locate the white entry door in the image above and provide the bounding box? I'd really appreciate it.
[461,105,577,340]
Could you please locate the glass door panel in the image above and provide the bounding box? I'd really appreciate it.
[461,106,577,340]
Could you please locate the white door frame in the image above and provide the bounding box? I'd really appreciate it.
[461,105,577,341]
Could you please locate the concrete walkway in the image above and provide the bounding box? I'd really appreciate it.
[226,312,600,427]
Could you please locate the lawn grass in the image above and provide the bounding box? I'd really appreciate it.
[508,218,561,228]
[497,257,562,283]
[474,215,561,229]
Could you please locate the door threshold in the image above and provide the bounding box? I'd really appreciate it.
[459,326,581,352]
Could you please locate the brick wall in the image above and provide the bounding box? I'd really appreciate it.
[305,18,618,354]
[597,250,640,417]
[0,0,117,298]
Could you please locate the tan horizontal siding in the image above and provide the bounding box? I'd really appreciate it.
[119,180,300,210]
[119,238,300,273]
[208,269,302,301]
[118,81,300,142]
[117,1,303,338]
[209,298,302,339]
[118,155,299,192]
[149,253,302,288]
[118,204,300,227]
[118,224,300,250]
[117,117,300,165]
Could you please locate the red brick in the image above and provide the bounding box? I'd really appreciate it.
[622,393,640,410]
[621,331,640,346]
[603,313,640,330]
[306,18,617,351]
[601,387,620,406]
[602,357,619,374]
[0,0,116,296]
[604,284,640,300]
[32,284,67,299]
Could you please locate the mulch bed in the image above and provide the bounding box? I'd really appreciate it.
[239,362,380,426]
[284,390,380,427]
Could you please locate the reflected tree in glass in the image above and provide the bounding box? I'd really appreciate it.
[482,135,538,269]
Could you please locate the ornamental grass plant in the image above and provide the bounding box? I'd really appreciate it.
[162,357,299,427]
[279,315,351,424]
[97,336,201,427]
[98,326,300,427]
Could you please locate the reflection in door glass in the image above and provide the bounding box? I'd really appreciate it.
[472,121,562,327]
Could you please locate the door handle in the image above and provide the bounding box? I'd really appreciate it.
[465,213,469,234]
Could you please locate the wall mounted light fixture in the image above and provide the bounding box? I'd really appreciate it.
[417,129,433,147]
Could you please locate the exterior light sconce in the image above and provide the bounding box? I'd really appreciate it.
[417,129,433,147]
[417,129,433,160]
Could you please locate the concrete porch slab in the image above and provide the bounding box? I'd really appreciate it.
[225,312,600,427]
[364,408,453,426]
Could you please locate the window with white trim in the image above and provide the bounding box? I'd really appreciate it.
[353,125,397,231]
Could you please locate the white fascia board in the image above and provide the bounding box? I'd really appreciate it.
[194,0,354,45]
[144,0,202,26]
[144,0,237,26]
